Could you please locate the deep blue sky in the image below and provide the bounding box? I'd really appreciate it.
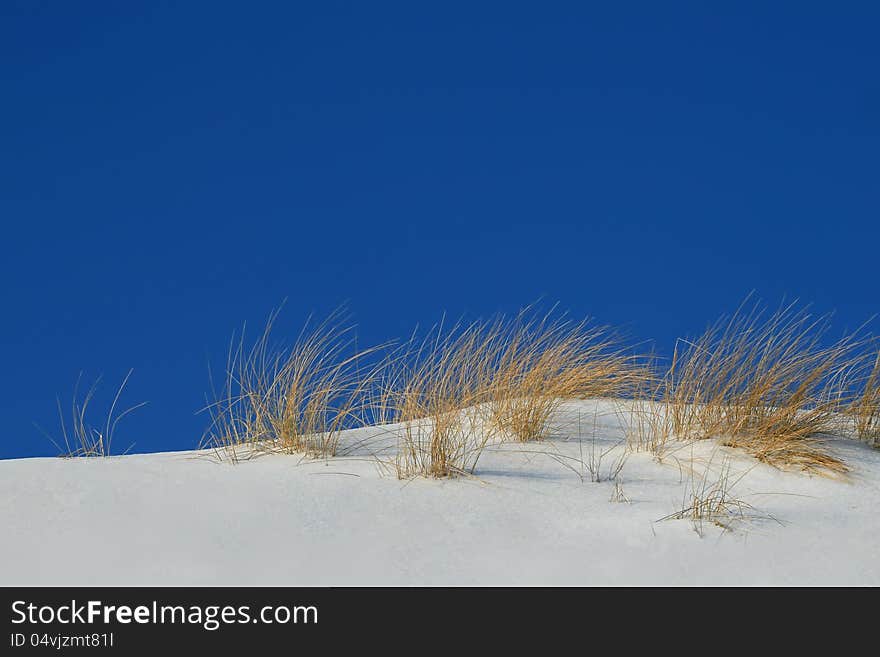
[2,2,877,458]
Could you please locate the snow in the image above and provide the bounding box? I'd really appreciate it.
[2,400,878,585]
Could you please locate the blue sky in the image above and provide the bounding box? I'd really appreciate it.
[1,2,877,458]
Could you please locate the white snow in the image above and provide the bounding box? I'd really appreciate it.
[2,400,878,585]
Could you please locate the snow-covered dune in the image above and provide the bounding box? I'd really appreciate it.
[2,400,878,585]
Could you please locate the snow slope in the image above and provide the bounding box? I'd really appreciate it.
[2,400,878,585]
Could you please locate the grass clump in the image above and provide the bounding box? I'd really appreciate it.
[486,309,643,443]
[375,319,498,478]
[201,306,384,461]
[375,307,644,478]
[659,299,864,474]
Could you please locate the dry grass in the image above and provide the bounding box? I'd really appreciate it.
[37,369,145,457]
[852,350,880,446]
[87,297,873,482]
[485,309,644,442]
[554,434,630,485]
[375,319,498,478]
[659,453,761,536]
[657,299,865,474]
[373,308,645,478]
[201,307,385,461]
[617,352,671,456]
